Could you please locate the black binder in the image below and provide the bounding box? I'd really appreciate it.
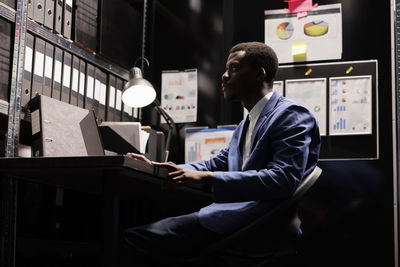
[62,0,72,39]
[21,33,34,108]
[43,41,54,97]
[29,95,105,157]
[54,0,63,34]
[33,0,45,25]
[96,68,106,123]
[0,17,12,102]
[51,46,62,100]
[61,51,71,103]
[115,78,123,122]
[32,37,45,98]
[85,63,95,111]
[106,75,116,121]
[77,59,86,108]
[70,55,79,106]
[44,0,55,30]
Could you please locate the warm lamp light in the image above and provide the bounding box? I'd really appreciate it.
[121,63,175,162]
[122,67,156,108]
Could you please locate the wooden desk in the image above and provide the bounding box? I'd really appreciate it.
[0,155,212,267]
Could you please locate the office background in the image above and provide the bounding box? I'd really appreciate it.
[0,0,396,266]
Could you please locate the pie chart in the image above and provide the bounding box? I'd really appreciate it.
[304,20,329,36]
[276,22,294,40]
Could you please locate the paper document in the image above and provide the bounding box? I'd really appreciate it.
[329,76,372,136]
[285,78,327,136]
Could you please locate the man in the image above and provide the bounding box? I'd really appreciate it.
[123,42,320,265]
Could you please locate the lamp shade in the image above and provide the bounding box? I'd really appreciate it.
[122,67,156,108]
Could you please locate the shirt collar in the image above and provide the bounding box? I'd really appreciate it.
[248,91,273,121]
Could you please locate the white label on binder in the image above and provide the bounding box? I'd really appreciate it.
[109,86,115,108]
[71,68,79,92]
[66,0,72,7]
[54,60,62,83]
[116,90,122,111]
[87,76,94,98]
[34,51,44,76]
[79,72,85,95]
[100,82,106,104]
[44,55,53,79]
[63,65,71,87]
[24,46,33,71]
[94,79,101,100]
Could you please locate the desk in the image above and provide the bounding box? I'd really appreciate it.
[0,155,212,267]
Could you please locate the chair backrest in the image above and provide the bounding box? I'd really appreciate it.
[202,165,323,255]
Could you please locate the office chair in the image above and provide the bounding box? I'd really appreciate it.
[186,165,322,267]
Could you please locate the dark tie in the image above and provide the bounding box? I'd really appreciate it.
[239,115,250,155]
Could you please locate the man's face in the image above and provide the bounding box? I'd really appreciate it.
[221,51,257,101]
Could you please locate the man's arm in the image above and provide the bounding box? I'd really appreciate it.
[155,106,319,202]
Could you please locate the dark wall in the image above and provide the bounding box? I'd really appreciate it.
[144,0,224,163]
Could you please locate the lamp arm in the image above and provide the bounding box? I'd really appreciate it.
[153,99,175,162]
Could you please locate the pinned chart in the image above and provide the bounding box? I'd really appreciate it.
[161,69,198,123]
[329,75,372,135]
[285,78,327,136]
[185,126,236,164]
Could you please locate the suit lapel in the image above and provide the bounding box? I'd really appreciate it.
[250,91,281,152]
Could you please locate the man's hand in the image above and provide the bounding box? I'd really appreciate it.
[125,152,153,165]
[152,161,213,187]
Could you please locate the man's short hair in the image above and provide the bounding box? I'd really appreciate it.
[230,42,278,87]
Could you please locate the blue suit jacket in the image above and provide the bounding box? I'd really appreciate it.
[181,91,321,235]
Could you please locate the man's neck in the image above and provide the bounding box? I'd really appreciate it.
[242,85,273,111]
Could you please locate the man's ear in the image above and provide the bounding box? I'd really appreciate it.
[255,67,266,82]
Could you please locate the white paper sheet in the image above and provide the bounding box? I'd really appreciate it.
[161,69,198,123]
[329,76,372,136]
[265,3,342,63]
[285,78,327,136]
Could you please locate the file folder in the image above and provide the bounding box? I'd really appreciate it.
[77,59,86,108]
[0,18,12,102]
[62,0,72,39]
[21,33,34,108]
[29,94,104,157]
[61,51,71,103]
[51,46,62,100]
[44,0,55,30]
[32,37,45,98]
[33,0,45,25]
[28,0,34,20]
[123,102,133,121]
[97,69,107,123]
[115,78,123,121]
[43,41,54,97]
[85,63,95,111]
[93,67,101,120]
[74,0,97,51]
[122,79,133,122]
[70,55,79,106]
[106,75,116,121]
[54,0,63,34]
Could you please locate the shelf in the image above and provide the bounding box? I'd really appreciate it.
[0,2,129,81]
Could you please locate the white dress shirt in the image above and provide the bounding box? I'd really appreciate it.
[242,92,273,168]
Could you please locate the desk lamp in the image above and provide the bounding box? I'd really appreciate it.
[122,62,175,162]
